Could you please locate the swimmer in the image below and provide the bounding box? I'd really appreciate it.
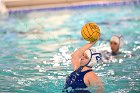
[110,35,124,55]
[63,41,104,93]
[101,35,125,61]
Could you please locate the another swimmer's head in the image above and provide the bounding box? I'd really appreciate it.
[110,35,124,55]
[80,49,102,67]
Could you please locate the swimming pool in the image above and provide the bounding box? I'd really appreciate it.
[0,4,140,93]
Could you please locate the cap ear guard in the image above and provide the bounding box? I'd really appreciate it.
[118,35,124,47]
[85,49,102,67]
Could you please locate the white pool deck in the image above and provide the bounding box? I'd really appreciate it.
[1,0,138,11]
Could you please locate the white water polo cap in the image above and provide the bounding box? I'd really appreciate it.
[84,49,102,67]
[110,35,124,47]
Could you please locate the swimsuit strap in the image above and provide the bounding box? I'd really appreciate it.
[77,66,84,73]
[77,66,92,74]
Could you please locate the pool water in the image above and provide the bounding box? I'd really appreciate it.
[0,5,140,93]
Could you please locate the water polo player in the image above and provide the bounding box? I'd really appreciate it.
[64,22,104,93]
[110,35,124,55]
[98,35,125,62]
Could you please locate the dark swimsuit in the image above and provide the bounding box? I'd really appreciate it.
[63,66,92,93]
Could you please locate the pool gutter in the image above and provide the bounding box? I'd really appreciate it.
[2,0,140,12]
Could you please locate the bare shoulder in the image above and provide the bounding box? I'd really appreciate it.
[84,71,103,86]
[84,71,104,93]
[85,71,100,80]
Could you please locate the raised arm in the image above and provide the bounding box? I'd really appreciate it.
[71,41,96,70]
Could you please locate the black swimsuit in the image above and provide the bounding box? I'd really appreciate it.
[63,66,92,93]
